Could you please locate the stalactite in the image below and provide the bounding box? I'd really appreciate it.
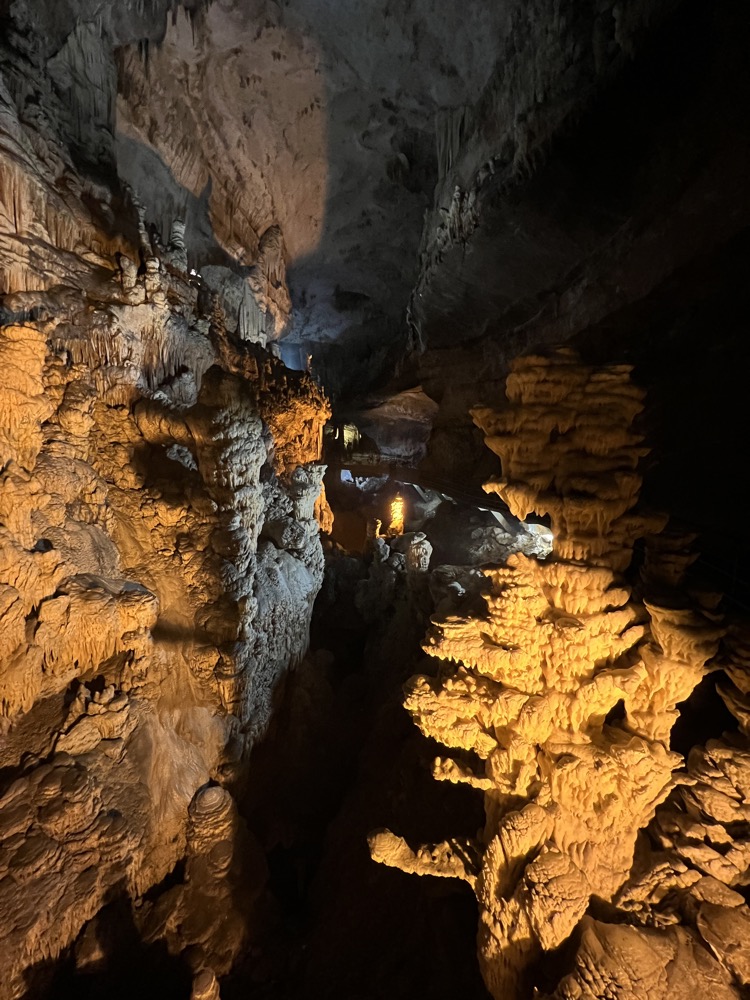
[410,0,679,329]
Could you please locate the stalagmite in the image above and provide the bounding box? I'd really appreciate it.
[406,532,432,574]
[370,351,734,998]
[1,1,748,995]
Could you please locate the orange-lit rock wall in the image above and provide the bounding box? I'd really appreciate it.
[0,106,330,997]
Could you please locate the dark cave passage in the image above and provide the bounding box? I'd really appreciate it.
[228,504,492,999]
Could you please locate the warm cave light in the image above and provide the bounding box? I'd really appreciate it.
[342,423,360,451]
[389,494,405,536]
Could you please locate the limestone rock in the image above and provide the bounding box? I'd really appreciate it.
[0,90,330,989]
[371,352,734,998]
[543,917,737,1000]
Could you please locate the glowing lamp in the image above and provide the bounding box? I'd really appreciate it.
[389,494,405,536]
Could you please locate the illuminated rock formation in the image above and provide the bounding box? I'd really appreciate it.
[370,351,732,998]
[0,149,329,995]
[135,784,265,988]
[388,495,406,537]
[1,1,749,995]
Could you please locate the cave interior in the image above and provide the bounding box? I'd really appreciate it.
[2,1,750,998]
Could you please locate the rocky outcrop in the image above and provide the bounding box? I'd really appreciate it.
[0,0,301,353]
[0,67,330,993]
[135,784,266,990]
[2,1,749,996]
[370,351,747,998]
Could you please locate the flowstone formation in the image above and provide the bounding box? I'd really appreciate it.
[370,351,749,998]
[0,75,330,991]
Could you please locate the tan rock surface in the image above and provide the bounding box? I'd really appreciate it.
[0,92,330,991]
[371,351,744,998]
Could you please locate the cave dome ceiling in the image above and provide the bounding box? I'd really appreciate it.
[112,0,514,386]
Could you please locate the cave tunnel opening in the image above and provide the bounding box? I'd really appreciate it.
[670,674,740,758]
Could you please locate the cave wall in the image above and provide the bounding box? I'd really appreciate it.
[0,6,331,993]
[409,0,750,498]
[0,0,517,397]
[2,0,750,996]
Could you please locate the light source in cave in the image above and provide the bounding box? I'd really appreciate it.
[388,494,405,536]
[342,423,360,452]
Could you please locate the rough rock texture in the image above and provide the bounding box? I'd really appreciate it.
[0,27,330,989]
[0,4,301,354]
[2,0,750,996]
[0,0,515,394]
[371,352,748,998]
[409,0,750,506]
[353,388,439,466]
[408,0,680,350]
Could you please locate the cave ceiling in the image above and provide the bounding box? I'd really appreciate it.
[6,0,744,399]
[3,0,515,391]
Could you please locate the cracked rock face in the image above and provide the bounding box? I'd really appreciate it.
[371,352,750,999]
